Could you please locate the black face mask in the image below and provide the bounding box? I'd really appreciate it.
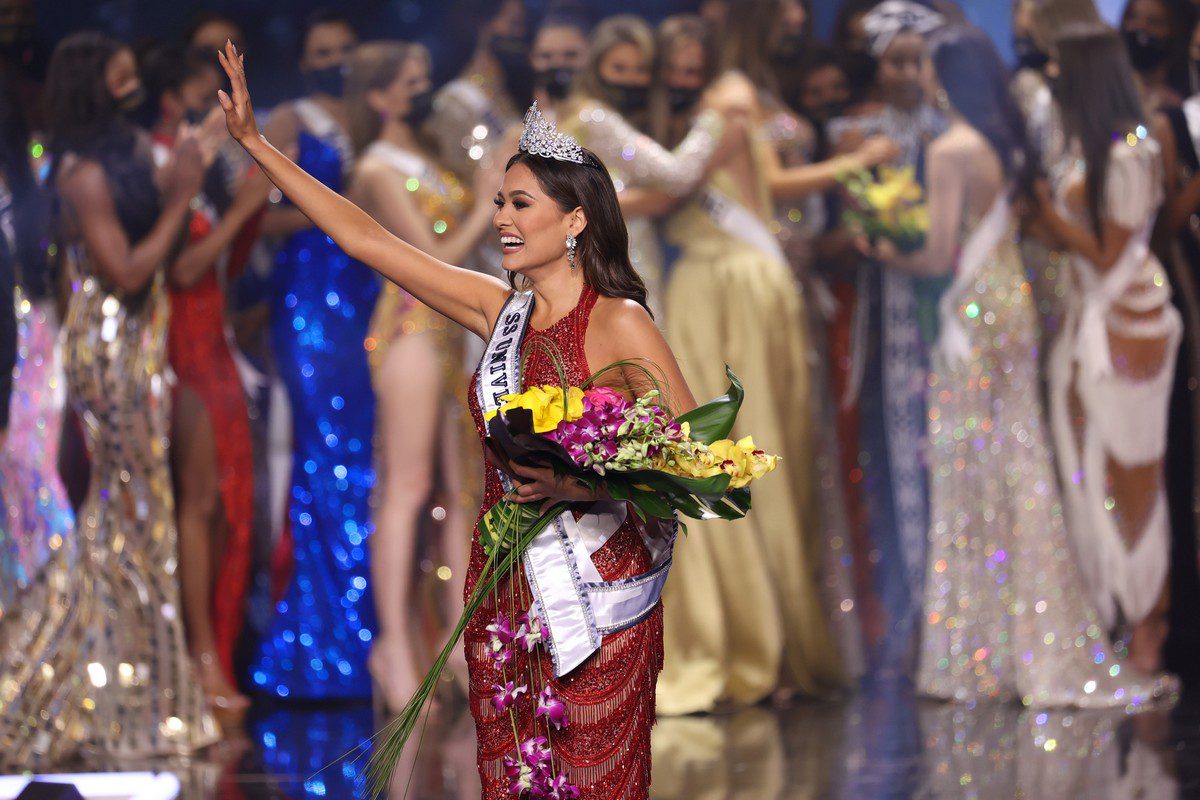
[184,108,209,126]
[117,84,146,112]
[600,80,650,115]
[535,67,576,101]
[1123,29,1172,72]
[404,89,435,126]
[303,64,345,98]
[668,86,702,114]
[807,99,848,124]
[491,34,531,80]
[1013,35,1050,72]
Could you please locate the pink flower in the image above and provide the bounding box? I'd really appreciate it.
[504,755,539,796]
[487,615,515,666]
[516,611,550,652]
[583,386,624,411]
[491,681,528,713]
[536,686,569,730]
[520,736,552,769]
[545,774,580,799]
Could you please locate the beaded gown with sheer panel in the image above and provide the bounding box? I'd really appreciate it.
[465,283,662,800]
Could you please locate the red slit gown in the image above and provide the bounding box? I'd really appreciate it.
[464,284,663,799]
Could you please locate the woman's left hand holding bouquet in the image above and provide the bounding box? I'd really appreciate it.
[506,463,602,505]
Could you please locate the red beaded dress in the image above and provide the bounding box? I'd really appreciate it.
[162,148,256,683]
[465,284,663,799]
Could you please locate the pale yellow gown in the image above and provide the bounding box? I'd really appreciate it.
[656,149,845,716]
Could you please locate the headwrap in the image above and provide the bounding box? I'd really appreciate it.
[862,1,946,57]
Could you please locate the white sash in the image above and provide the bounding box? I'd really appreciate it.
[699,188,788,266]
[1073,221,1155,381]
[476,292,676,677]
[936,194,1010,366]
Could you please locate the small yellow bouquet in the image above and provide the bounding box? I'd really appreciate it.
[839,165,929,254]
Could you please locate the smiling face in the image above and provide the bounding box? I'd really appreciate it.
[878,31,928,111]
[493,161,584,276]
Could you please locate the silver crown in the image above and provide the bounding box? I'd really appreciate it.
[517,102,586,164]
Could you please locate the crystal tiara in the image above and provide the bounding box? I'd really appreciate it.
[517,102,588,165]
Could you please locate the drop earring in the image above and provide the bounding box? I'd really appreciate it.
[566,234,577,272]
[935,88,951,111]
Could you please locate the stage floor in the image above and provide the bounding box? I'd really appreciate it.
[25,683,1200,798]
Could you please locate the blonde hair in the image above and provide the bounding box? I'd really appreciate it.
[574,15,656,121]
[344,40,430,155]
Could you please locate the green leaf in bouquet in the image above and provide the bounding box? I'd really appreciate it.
[627,485,675,519]
[478,499,544,558]
[676,367,744,445]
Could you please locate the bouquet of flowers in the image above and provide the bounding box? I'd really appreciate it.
[839,164,929,254]
[358,360,778,798]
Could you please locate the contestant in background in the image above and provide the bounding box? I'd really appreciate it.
[142,43,269,723]
[0,61,73,619]
[1120,0,1193,113]
[248,10,383,701]
[558,14,731,320]
[827,1,947,681]
[0,33,219,766]
[651,3,896,713]
[872,23,1174,707]
[1038,23,1181,675]
[529,12,590,119]
[343,41,499,714]
[425,0,527,185]
[1155,14,1200,676]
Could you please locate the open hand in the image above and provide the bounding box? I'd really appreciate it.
[216,40,260,144]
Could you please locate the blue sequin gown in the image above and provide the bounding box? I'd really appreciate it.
[250,115,380,700]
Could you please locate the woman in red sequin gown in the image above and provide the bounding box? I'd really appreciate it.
[147,44,271,720]
[217,39,699,797]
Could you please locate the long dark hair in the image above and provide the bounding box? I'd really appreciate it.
[930,25,1033,192]
[44,32,159,241]
[0,63,50,298]
[1054,23,1147,236]
[504,150,650,315]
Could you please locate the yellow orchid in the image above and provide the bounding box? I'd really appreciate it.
[863,166,923,214]
[708,436,781,488]
[484,385,584,433]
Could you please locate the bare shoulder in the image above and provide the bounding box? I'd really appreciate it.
[591,295,659,337]
[57,156,109,203]
[929,126,986,165]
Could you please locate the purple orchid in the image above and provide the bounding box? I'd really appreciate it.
[545,774,581,799]
[536,685,569,730]
[520,736,552,769]
[516,611,550,652]
[503,754,541,797]
[487,614,516,665]
[491,681,528,713]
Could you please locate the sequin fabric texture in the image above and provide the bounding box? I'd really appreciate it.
[1,253,218,767]
[250,126,380,700]
[916,219,1176,708]
[0,289,74,611]
[465,285,663,800]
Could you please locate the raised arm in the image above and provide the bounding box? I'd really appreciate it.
[351,156,500,267]
[577,101,727,198]
[60,134,205,295]
[216,41,510,339]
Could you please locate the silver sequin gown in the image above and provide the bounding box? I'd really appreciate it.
[0,246,218,766]
[915,209,1176,708]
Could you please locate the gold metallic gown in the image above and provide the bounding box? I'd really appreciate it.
[656,157,845,716]
[0,251,217,767]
